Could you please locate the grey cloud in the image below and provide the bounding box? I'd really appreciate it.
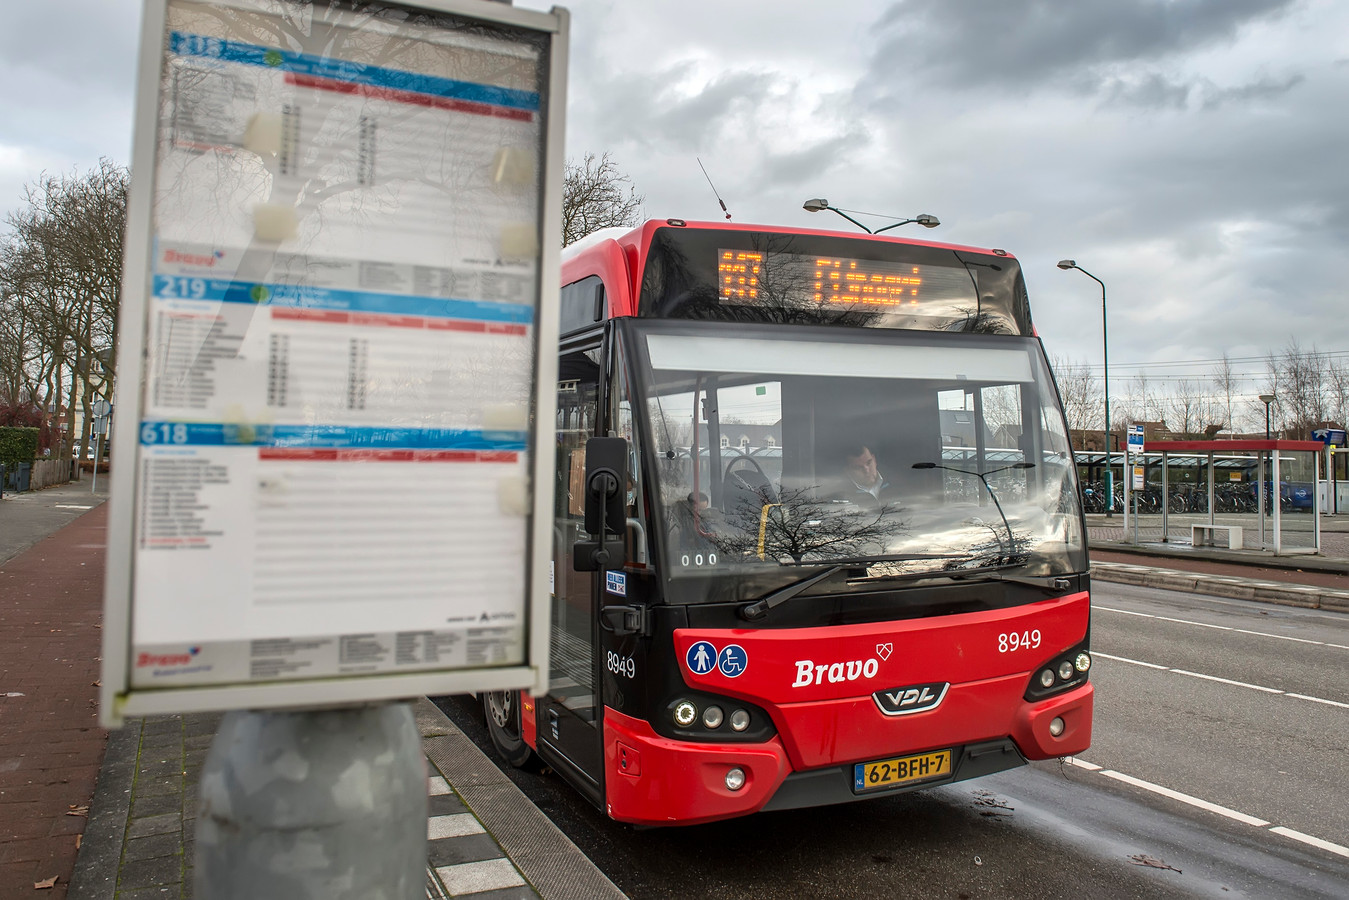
[1095,70,1304,110]
[575,65,777,154]
[1199,73,1305,109]
[1099,72,1195,109]
[749,129,871,194]
[867,0,1298,92]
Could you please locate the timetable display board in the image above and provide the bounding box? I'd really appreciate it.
[103,0,567,722]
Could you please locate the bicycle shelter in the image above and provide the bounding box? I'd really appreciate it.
[1111,440,1323,555]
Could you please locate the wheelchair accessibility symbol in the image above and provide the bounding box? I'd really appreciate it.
[718,644,748,678]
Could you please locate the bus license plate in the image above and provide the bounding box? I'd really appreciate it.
[854,750,952,793]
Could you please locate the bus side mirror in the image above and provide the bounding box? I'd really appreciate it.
[573,436,628,572]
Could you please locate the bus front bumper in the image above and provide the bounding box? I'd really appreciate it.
[602,681,1092,826]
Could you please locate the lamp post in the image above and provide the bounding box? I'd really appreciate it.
[803,199,939,234]
[1259,393,1275,440]
[1058,260,1112,516]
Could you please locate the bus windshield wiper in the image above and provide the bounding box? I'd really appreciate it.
[738,554,962,621]
[947,562,1071,592]
[912,461,1033,560]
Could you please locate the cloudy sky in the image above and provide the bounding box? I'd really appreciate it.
[4,0,1347,424]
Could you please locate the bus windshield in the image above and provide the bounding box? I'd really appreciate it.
[637,323,1085,591]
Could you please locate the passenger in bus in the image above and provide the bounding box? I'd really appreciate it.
[831,443,902,509]
[669,491,724,555]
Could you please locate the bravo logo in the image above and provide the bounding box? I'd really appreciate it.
[136,647,201,668]
[792,642,891,688]
[163,248,224,267]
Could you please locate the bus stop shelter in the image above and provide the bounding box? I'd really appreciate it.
[1118,440,1323,556]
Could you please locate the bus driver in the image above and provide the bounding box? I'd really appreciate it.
[835,443,902,509]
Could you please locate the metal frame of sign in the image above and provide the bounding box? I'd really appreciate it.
[102,0,568,724]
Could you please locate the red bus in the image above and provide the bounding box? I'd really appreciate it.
[481,219,1093,826]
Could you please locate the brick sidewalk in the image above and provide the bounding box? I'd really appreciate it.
[0,506,109,896]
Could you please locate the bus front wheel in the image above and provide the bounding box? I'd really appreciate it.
[482,690,539,770]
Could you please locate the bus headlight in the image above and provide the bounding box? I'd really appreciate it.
[673,700,697,727]
[1075,652,1091,672]
[1039,669,1056,688]
[729,709,751,732]
[702,706,724,729]
[725,767,746,791]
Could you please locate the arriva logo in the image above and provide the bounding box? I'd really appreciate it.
[136,647,201,668]
[164,249,223,267]
[792,642,891,687]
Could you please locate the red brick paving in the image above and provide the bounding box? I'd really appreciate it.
[0,507,109,898]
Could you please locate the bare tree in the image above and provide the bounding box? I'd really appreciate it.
[1210,352,1238,436]
[1264,340,1329,440]
[1166,378,1218,439]
[561,152,643,246]
[1048,355,1098,450]
[0,159,127,458]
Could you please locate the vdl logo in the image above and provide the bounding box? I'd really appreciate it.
[873,682,949,716]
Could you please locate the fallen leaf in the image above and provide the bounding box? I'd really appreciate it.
[34,876,57,889]
[66,805,89,816]
[75,834,82,849]
[1129,854,1181,873]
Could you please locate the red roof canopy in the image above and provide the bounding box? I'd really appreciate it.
[1142,440,1324,453]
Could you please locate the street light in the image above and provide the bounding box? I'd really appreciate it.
[1058,259,1112,517]
[803,199,940,234]
[1259,393,1276,440]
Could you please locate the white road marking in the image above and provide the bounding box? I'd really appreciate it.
[1168,669,1283,693]
[54,504,94,510]
[1285,692,1349,710]
[1096,605,1349,651]
[1093,652,1346,708]
[1068,759,1349,859]
[1269,826,1349,859]
[1100,770,1270,827]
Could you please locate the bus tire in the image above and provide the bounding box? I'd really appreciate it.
[482,690,540,771]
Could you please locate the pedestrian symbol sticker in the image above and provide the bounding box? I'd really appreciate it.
[718,644,748,678]
[686,641,717,675]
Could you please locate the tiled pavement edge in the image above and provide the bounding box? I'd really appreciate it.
[414,698,624,900]
[65,699,622,899]
[1091,559,1349,612]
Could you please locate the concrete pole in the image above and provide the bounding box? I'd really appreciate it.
[196,703,426,900]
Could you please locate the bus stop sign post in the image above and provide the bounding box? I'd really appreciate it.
[1126,425,1144,544]
[109,1,567,896]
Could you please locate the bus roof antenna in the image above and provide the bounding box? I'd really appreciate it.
[697,158,733,220]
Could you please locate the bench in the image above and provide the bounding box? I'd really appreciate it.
[1191,524,1242,550]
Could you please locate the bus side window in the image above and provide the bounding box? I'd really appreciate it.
[610,338,649,568]
[560,276,605,336]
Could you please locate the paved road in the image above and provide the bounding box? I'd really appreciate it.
[438,580,1349,899]
[1089,581,1349,849]
[0,480,107,566]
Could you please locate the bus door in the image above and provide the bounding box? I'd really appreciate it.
[543,339,606,799]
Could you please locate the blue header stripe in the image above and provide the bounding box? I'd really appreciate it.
[139,422,526,450]
[152,275,534,325]
[170,32,539,111]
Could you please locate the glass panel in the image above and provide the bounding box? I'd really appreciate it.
[640,326,1084,595]
[639,228,1032,335]
[552,348,598,712]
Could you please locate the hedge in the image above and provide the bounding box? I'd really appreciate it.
[0,427,40,469]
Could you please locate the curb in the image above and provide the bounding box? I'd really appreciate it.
[1091,561,1349,613]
